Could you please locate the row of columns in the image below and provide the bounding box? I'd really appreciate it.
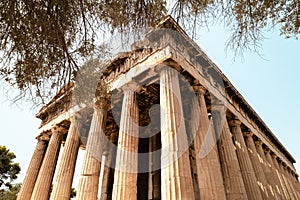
[18,65,300,200]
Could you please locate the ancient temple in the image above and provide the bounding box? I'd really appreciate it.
[18,16,300,200]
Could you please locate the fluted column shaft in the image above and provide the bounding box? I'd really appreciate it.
[17,135,48,200]
[212,105,248,200]
[50,118,81,200]
[264,149,283,198]
[149,133,161,200]
[284,167,298,199]
[243,132,270,199]
[278,163,296,199]
[112,84,139,200]
[159,66,195,200]
[290,171,300,198]
[99,157,111,200]
[191,86,226,200]
[229,119,263,200]
[254,141,278,199]
[77,99,108,200]
[31,127,64,200]
[271,155,290,199]
[290,171,300,199]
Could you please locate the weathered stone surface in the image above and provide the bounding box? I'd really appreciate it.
[289,171,300,198]
[159,66,195,200]
[212,105,248,200]
[31,127,65,200]
[148,134,161,200]
[77,99,108,200]
[243,132,270,199]
[191,86,226,200]
[264,148,284,199]
[17,135,48,200]
[112,84,139,200]
[271,154,290,199]
[50,118,81,200]
[254,140,278,199]
[229,119,263,200]
[284,167,299,199]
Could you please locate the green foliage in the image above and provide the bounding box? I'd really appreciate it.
[0,146,20,190]
[0,183,75,199]
[0,183,21,200]
[0,0,299,104]
[73,58,110,108]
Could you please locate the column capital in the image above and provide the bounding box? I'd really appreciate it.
[94,97,108,110]
[282,162,288,168]
[228,118,242,127]
[278,159,286,169]
[263,147,271,154]
[51,125,68,135]
[290,170,296,176]
[121,81,139,93]
[37,132,50,141]
[271,152,278,159]
[243,131,253,137]
[193,85,206,95]
[155,61,181,73]
[254,139,263,147]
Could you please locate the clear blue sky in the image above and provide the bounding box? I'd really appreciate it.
[0,24,299,187]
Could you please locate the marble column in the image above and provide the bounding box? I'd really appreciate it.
[191,86,226,200]
[148,133,161,200]
[112,83,139,200]
[271,154,290,199]
[285,167,299,199]
[229,119,263,200]
[290,171,300,198]
[50,118,81,200]
[17,134,48,200]
[264,148,283,198]
[159,66,195,200]
[278,162,296,200]
[99,154,112,200]
[254,140,277,199]
[31,126,65,200]
[243,132,270,199]
[77,99,108,200]
[212,105,248,200]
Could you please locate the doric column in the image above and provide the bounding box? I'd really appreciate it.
[17,134,48,200]
[50,118,81,200]
[243,132,269,199]
[191,86,226,200]
[159,66,195,200]
[229,119,263,200]
[77,98,108,200]
[112,82,139,200]
[254,140,277,199]
[31,126,65,200]
[290,171,300,198]
[264,148,283,198]
[285,167,299,199]
[212,104,248,200]
[148,133,161,200]
[100,131,117,200]
[271,154,290,199]
[99,152,112,200]
[278,162,296,200]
